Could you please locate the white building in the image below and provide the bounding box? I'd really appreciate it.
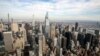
[3,32,14,52]
[38,33,43,56]
[3,23,27,52]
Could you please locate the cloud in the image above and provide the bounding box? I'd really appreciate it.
[0,0,100,21]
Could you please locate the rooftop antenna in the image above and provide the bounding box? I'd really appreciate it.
[45,12,48,26]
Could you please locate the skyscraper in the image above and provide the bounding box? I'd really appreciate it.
[3,32,14,52]
[8,13,11,31]
[44,12,50,37]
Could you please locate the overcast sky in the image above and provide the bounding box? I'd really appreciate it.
[0,0,100,21]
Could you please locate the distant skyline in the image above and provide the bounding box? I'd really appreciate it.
[0,0,100,21]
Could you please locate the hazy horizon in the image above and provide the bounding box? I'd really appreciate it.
[0,0,100,21]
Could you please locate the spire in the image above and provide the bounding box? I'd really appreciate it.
[45,12,48,20]
[8,13,11,31]
[45,12,48,25]
[8,13,10,24]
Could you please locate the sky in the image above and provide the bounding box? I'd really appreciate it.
[0,0,100,21]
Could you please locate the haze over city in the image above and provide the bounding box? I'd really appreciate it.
[0,0,100,21]
[0,0,100,56]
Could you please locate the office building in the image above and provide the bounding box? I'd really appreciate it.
[45,12,50,37]
[3,32,14,52]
